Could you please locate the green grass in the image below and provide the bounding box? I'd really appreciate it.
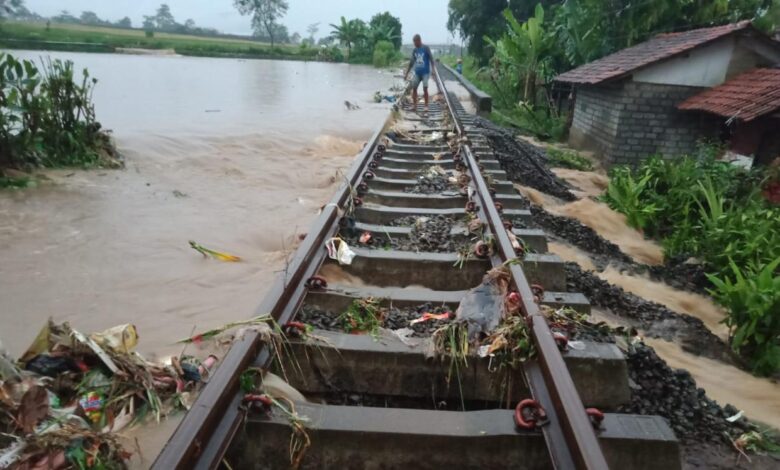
[0,21,326,60]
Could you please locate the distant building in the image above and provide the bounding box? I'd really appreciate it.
[555,22,780,166]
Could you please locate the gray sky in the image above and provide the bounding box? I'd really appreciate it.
[25,0,455,43]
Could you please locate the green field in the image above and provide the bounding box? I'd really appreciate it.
[0,21,336,61]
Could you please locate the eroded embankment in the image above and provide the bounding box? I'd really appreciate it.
[472,116,780,445]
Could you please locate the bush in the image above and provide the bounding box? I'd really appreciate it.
[145,30,154,38]
[0,52,118,169]
[316,46,343,63]
[372,40,395,68]
[493,104,567,141]
[602,150,780,375]
[708,258,780,376]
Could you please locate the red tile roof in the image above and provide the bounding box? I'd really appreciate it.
[678,68,780,122]
[555,21,752,84]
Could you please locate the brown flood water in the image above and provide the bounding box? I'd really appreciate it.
[0,51,398,361]
[550,166,778,430]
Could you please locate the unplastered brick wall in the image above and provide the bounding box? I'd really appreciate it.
[612,81,718,165]
[569,85,623,161]
[569,80,720,166]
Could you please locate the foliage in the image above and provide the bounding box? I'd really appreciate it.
[306,22,319,42]
[550,0,778,70]
[0,174,33,188]
[447,0,560,63]
[0,52,117,169]
[707,258,780,376]
[0,21,322,60]
[486,6,551,104]
[493,103,567,141]
[0,0,23,21]
[547,147,593,171]
[602,166,659,230]
[369,12,403,50]
[338,298,384,337]
[253,22,290,44]
[372,40,397,68]
[602,151,780,374]
[450,0,779,71]
[447,7,567,140]
[447,0,510,63]
[234,0,290,48]
[329,16,367,61]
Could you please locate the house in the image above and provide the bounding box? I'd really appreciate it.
[555,22,780,166]
[678,67,780,166]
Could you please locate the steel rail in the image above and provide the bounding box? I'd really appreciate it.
[433,62,608,470]
[152,118,391,470]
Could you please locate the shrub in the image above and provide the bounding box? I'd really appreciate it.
[708,258,780,376]
[145,30,154,38]
[372,40,395,68]
[603,150,780,374]
[602,166,658,230]
[0,52,117,170]
[493,104,566,141]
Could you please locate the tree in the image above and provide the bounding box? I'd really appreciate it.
[142,16,155,30]
[369,12,403,50]
[291,32,301,44]
[318,36,335,46]
[52,10,79,24]
[306,22,320,42]
[0,0,22,22]
[550,0,774,70]
[253,22,289,44]
[79,11,104,26]
[154,3,176,30]
[234,0,290,48]
[184,18,196,31]
[330,16,367,60]
[115,16,132,28]
[487,6,550,104]
[448,0,562,63]
[368,22,402,50]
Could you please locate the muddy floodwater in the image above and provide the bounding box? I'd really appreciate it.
[0,51,398,360]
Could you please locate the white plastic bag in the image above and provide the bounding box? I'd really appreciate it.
[326,238,356,266]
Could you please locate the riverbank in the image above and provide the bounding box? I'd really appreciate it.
[0,21,339,62]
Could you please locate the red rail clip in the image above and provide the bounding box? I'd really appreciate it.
[515,399,548,430]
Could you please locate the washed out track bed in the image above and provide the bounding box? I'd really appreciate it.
[154,67,687,470]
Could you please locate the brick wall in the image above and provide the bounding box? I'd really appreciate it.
[568,84,623,162]
[569,81,721,166]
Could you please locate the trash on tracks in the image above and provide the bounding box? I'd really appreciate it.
[0,320,218,469]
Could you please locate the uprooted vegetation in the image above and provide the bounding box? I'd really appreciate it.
[0,52,120,180]
[0,320,220,469]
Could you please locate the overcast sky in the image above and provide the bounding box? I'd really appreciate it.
[25,0,455,43]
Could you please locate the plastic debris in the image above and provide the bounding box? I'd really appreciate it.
[726,410,745,423]
[410,312,452,325]
[90,324,138,354]
[1,319,218,469]
[326,237,356,265]
[454,267,511,340]
[189,240,242,262]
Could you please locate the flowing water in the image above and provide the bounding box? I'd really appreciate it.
[549,166,777,430]
[0,51,398,361]
[646,339,780,430]
[598,266,729,339]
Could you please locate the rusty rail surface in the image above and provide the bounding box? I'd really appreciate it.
[153,66,607,470]
[433,63,607,469]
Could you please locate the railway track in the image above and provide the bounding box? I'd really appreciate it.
[152,65,681,470]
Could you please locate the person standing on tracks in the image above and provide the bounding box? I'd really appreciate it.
[405,34,433,113]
